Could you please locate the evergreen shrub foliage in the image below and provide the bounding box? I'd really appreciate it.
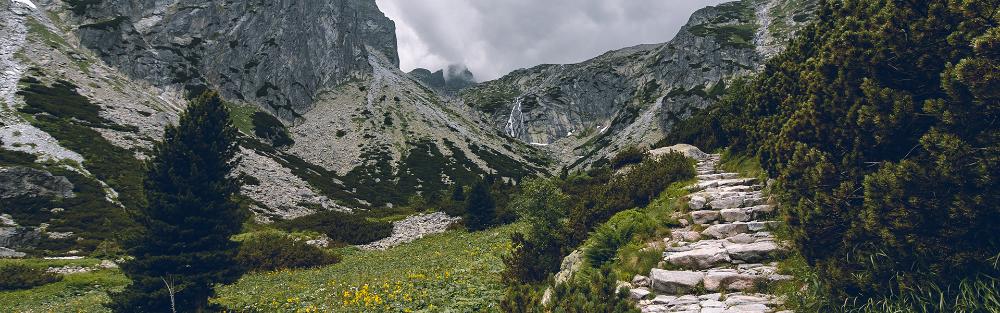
[108,91,246,313]
[662,0,1000,305]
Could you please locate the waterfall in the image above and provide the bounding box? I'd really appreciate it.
[504,97,525,138]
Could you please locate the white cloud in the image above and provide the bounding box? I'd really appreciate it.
[375,0,730,81]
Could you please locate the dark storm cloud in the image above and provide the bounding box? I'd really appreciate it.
[376,0,731,81]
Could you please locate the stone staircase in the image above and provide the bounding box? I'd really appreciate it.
[629,154,792,313]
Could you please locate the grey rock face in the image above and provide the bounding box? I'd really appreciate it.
[462,0,816,167]
[410,64,476,95]
[70,0,397,118]
[0,166,74,200]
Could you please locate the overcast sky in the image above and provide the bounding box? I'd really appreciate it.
[375,0,731,81]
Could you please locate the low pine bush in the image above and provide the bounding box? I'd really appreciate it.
[236,231,340,272]
[584,209,655,267]
[0,264,62,291]
[277,211,392,245]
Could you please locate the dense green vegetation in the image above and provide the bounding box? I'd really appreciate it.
[235,231,340,272]
[251,111,294,148]
[12,77,140,254]
[0,258,128,312]
[276,210,393,245]
[0,263,63,291]
[216,223,523,312]
[662,0,999,310]
[109,92,246,312]
[500,153,695,310]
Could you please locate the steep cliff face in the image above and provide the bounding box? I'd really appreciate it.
[461,0,816,168]
[69,0,398,120]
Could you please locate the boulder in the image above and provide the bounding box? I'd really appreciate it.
[671,230,702,242]
[629,287,652,300]
[632,274,651,287]
[649,269,704,294]
[690,210,720,224]
[688,195,707,210]
[727,241,782,263]
[665,244,731,269]
[720,208,751,222]
[703,269,756,291]
[701,223,751,239]
[649,144,707,160]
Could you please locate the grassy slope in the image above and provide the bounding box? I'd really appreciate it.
[0,258,128,312]
[2,223,521,313]
[215,223,522,312]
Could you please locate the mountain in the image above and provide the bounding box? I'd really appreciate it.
[409,64,477,96]
[460,0,817,169]
[0,0,549,256]
[0,0,813,256]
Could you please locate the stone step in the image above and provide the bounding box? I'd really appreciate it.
[663,237,785,269]
[686,178,758,192]
[700,222,778,239]
[648,268,791,296]
[696,173,741,180]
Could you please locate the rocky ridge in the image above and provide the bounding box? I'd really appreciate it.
[627,153,793,313]
[461,0,816,169]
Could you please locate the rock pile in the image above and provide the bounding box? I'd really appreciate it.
[630,154,792,313]
[358,212,461,250]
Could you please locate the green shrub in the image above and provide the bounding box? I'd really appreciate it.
[610,146,645,169]
[501,267,637,313]
[236,231,340,272]
[90,240,126,260]
[464,179,497,231]
[665,0,1000,306]
[584,209,655,267]
[251,112,293,148]
[0,264,62,291]
[277,211,392,245]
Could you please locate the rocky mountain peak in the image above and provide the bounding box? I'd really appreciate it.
[409,64,477,95]
[68,0,398,120]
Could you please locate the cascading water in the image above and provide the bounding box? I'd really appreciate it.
[504,97,526,138]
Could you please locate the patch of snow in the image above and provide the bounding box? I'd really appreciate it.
[530,142,549,146]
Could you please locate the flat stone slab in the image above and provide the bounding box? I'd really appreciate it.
[664,242,731,269]
[650,269,705,294]
[702,223,752,239]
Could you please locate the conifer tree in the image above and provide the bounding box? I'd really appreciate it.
[108,91,246,313]
[464,179,496,231]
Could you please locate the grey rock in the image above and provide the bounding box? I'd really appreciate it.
[688,195,707,211]
[359,212,461,250]
[703,269,756,291]
[664,243,731,269]
[649,269,704,294]
[632,274,651,288]
[649,144,708,160]
[726,241,782,263]
[690,210,720,224]
[0,247,25,258]
[720,208,751,222]
[0,166,74,200]
[702,223,752,239]
[630,287,652,300]
[72,0,397,117]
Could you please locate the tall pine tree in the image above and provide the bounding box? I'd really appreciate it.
[109,91,246,313]
[464,179,496,231]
